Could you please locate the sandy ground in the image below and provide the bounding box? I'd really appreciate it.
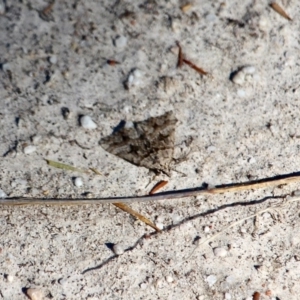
[1,0,300,299]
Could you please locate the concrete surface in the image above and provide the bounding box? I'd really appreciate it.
[1,0,300,299]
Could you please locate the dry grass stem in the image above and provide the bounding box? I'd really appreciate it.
[1,173,300,205]
[270,2,292,21]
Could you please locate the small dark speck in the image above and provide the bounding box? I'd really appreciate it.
[229,69,239,81]
[201,182,209,189]
[253,265,261,270]
[61,107,70,120]
[15,116,20,126]
[105,242,115,252]
[193,235,201,245]
[43,70,51,84]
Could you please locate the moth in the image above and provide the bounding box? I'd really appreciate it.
[100,112,177,175]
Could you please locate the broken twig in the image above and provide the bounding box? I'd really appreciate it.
[176,42,208,75]
[182,58,208,75]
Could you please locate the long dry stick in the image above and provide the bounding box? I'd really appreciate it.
[1,173,300,206]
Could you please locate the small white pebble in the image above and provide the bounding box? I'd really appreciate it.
[166,276,173,283]
[49,55,57,65]
[24,145,36,154]
[74,177,83,187]
[225,292,232,300]
[132,69,142,78]
[237,89,246,97]
[2,63,10,71]
[124,120,134,129]
[171,19,181,32]
[204,226,210,233]
[32,135,41,144]
[232,66,256,85]
[114,35,127,48]
[226,275,236,285]
[205,13,217,22]
[125,69,143,89]
[258,16,269,31]
[262,212,271,219]
[232,70,245,85]
[62,70,69,79]
[206,274,217,287]
[85,192,93,198]
[243,65,256,74]
[171,214,181,224]
[80,115,97,129]
[58,277,67,285]
[140,282,147,289]
[127,74,134,86]
[26,288,43,300]
[0,189,7,198]
[248,157,256,164]
[206,145,216,153]
[113,243,124,255]
[155,222,164,230]
[123,106,132,114]
[6,275,14,282]
[240,227,247,233]
[49,55,57,64]
[213,247,227,257]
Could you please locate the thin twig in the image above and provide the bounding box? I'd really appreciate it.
[183,58,208,75]
[1,172,300,206]
[176,41,183,68]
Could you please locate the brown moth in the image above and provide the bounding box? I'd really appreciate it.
[100,112,177,174]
